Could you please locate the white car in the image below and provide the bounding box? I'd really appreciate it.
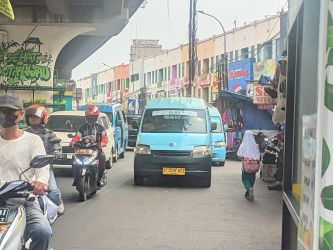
[46,111,115,169]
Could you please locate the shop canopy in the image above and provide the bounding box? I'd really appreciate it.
[217,90,277,131]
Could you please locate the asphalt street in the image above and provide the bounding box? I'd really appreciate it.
[50,151,282,250]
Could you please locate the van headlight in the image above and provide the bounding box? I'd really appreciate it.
[192,146,211,158]
[214,141,226,148]
[135,145,151,155]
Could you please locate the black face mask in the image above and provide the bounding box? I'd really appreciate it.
[30,124,42,129]
[0,108,18,128]
[86,116,97,124]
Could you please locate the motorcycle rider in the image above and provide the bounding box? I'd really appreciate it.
[25,104,65,214]
[70,105,108,188]
[0,94,52,250]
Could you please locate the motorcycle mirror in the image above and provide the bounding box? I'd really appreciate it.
[20,155,54,180]
[30,155,54,168]
[49,137,62,143]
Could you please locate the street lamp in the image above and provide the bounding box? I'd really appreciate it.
[198,10,228,92]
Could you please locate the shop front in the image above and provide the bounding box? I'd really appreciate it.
[281,0,333,249]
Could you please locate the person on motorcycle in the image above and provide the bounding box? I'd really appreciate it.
[25,104,65,215]
[70,105,108,188]
[0,94,52,250]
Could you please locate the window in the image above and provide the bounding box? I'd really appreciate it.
[241,47,249,59]
[235,50,239,61]
[257,44,262,62]
[168,67,171,80]
[198,61,201,75]
[182,63,185,77]
[251,45,255,58]
[210,57,214,72]
[229,52,233,62]
[46,115,86,132]
[141,109,207,134]
[131,73,139,82]
[263,41,272,60]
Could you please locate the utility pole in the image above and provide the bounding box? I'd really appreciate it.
[189,0,197,97]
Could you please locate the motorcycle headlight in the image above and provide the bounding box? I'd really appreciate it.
[83,157,94,165]
[73,156,82,165]
[135,145,151,155]
[192,146,211,158]
[214,141,226,148]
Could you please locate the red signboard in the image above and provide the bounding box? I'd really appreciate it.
[253,84,276,105]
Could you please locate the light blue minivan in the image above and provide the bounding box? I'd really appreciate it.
[134,97,215,187]
[208,106,226,166]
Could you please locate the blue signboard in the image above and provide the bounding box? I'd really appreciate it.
[228,58,255,94]
[128,99,136,114]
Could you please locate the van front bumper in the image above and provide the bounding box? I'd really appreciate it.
[134,153,212,178]
[212,147,226,162]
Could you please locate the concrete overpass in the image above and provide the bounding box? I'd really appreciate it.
[0,0,143,103]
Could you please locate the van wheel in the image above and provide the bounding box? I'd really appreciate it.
[134,174,144,186]
[112,148,118,163]
[219,161,225,167]
[119,151,125,159]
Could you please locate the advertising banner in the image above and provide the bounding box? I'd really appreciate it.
[228,58,255,94]
[128,99,136,115]
[254,59,277,81]
[91,73,98,99]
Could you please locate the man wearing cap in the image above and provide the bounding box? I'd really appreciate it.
[0,94,52,250]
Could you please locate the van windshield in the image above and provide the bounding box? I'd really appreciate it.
[211,116,223,133]
[46,115,86,132]
[142,109,207,133]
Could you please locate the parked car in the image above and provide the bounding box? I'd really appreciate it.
[46,111,115,169]
[126,114,141,147]
[80,103,128,162]
[134,97,214,187]
[208,106,227,166]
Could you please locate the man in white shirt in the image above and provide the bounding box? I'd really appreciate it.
[0,94,52,250]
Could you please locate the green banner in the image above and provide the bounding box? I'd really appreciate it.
[0,0,14,20]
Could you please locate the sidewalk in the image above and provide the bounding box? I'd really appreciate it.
[210,160,282,250]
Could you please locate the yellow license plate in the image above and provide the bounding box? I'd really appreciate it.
[162,168,185,176]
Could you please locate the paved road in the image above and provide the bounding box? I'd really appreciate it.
[50,151,282,250]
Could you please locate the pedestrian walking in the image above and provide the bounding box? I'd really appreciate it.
[237,130,260,201]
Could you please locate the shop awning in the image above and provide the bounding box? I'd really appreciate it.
[218,90,253,103]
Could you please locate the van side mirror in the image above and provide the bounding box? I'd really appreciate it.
[211,122,217,131]
[132,121,139,129]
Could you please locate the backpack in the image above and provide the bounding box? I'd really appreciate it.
[243,157,260,173]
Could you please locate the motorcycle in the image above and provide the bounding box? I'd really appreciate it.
[0,155,54,250]
[71,133,106,202]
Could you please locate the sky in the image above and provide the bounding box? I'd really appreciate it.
[72,0,287,80]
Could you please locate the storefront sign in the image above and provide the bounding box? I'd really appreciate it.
[297,114,317,250]
[0,38,52,86]
[256,104,274,110]
[253,84,276,104]
[254,59,277,81]
[228,58,255,94]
